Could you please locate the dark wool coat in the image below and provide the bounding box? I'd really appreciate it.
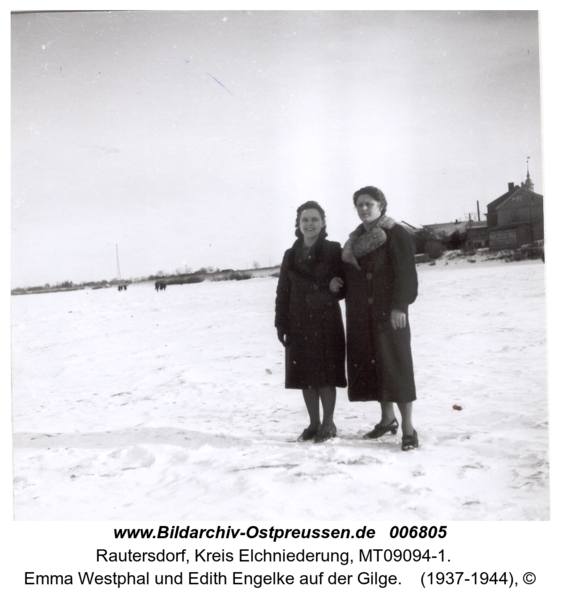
[275,236,347,390]
[343,223,418,402]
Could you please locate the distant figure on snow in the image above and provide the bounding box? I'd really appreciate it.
[275,201,347,443]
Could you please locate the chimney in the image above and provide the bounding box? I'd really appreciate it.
[477,200,481,221]
[508,182,514,192]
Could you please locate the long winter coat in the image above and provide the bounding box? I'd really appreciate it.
[275,235,347,389]
[343,222,418,402]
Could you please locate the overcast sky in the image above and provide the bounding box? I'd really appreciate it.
[11,10,542,287]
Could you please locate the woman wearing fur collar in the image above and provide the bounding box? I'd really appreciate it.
[275,201,347,443]
[330,187,419,450]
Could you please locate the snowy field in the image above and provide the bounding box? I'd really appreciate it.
[11,259,549,521]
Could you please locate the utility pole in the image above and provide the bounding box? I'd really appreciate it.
[116,245,122,281]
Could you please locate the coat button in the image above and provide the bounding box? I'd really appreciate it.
[366,273,373,280]
[368,297,374,305]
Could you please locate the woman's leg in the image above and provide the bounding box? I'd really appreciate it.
[302,388,322,428]
[396,402,414,436]
[379,400,397,425]
[318,386,336,427]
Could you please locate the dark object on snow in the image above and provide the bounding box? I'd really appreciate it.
[453,404,463,411]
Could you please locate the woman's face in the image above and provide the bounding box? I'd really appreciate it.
[299,208,325,243]
[355,194,382,224]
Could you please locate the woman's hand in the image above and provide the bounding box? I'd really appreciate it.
[329,277,344,293]
[391,309,407,329]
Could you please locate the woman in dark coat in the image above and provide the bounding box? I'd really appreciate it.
[275,201,347,443]
[330,187,419,450]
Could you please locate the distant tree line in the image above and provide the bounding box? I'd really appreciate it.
[12,261,281,294]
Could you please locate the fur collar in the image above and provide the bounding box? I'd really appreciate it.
[286,235,334,284]
[342,216,396,269]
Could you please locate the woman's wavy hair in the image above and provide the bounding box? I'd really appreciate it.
[352,186,387,216]
[294,200,328,239]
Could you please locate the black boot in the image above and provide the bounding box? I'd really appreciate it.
[363,418,399,439]
[314,423,337,443]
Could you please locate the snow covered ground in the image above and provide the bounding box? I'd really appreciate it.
[11,258,549,521]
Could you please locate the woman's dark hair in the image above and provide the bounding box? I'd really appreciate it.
[294,200,328,239]
[352,186,387,216]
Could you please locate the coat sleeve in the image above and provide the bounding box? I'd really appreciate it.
[389,225,418,312]
[275,250,292,331]
[328,242,346,301]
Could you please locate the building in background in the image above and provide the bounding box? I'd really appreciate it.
[420,220,470,252]
[466,219,488,249]
[486,167,543,251]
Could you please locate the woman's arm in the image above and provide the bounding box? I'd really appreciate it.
[275,250,292,332]
[389,225,418,313]
[328,242,346,300]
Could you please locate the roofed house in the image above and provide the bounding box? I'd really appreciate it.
[421,220,469,251]
[466,219,488,249]
[486,169,543,251]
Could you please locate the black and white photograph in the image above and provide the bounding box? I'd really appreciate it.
[11,10,549,522]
